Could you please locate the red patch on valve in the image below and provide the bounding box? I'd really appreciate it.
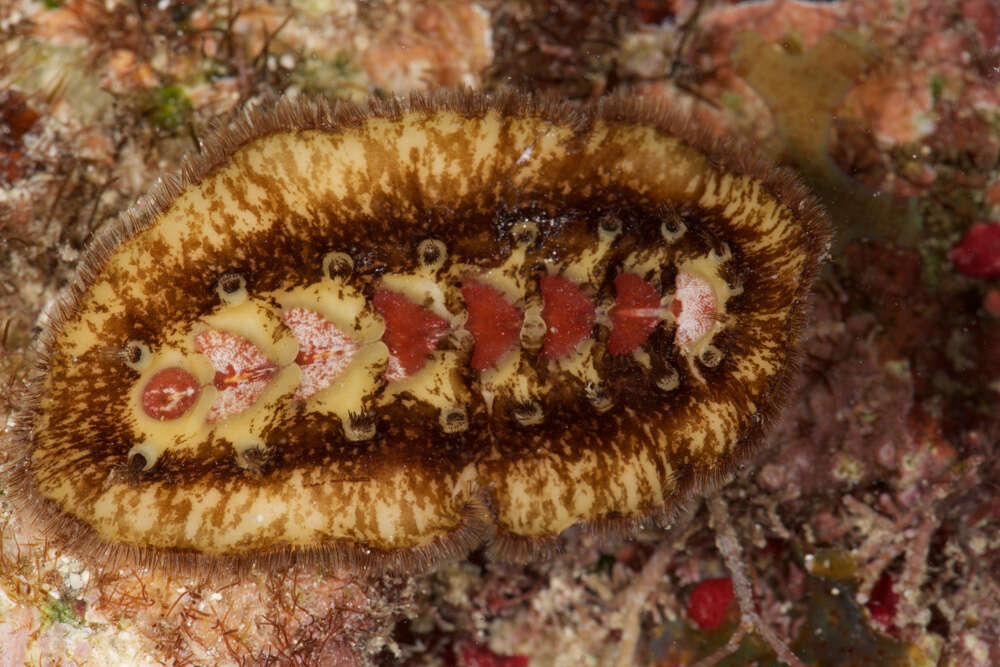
[607,272,662,355]
[282,308,359,400]
[461,281,524,370]
[687,577,735,631]
[673,272,716,347]
[540,274,595,359]
[373,289,450,381]
[195,330,279,423]
[141,367,200,420]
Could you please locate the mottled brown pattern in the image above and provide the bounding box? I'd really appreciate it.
[3,90,829,575]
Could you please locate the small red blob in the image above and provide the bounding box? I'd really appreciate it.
[866,571,899,630]
[0,91,39,183]
[461,281,524,370]
[539,274,595,359]
[687,577,735,631]
[607,273,662,355]
[1,92,39,139]
[195,330,279,423]
[141,367,201,420]
[282,308,359,400]
[949,222,1000,279]
[373,289,450,380]
[457,643,530,667]
[984,289,1000,317]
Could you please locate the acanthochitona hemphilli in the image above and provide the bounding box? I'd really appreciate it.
[4,90,830,574]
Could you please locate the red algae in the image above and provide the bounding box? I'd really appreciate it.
[950,222,1000,279]
[687,577,735,631]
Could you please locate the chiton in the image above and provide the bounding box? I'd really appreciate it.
[5,90,829,573]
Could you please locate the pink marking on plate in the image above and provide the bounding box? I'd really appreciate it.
[672,272,717,347]
[373,289,450,381]
[195,329,279,423]
[282,307,359,400]
[539,274,596,359]
[607,273,662,356]
[461,281,524,371]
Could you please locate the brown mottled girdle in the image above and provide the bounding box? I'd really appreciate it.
[12,91,828,573]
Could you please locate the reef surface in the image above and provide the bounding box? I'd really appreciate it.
[0,1,997,665]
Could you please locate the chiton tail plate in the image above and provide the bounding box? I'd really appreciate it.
[4,90,830,574]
